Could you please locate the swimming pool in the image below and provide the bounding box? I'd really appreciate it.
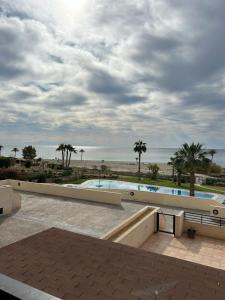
[76,179,216,200]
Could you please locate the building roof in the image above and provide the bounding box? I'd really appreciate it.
[0,228,224,300]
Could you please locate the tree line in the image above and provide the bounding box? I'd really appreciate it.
[133,140,217,197]
[0,144,85,168]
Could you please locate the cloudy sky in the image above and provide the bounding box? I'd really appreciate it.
[0,0,225,148]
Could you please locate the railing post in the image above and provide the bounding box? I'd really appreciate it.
[156,213,159,232]
[201,215,202,224]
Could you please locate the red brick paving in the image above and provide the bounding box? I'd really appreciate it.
[0,228,225,299]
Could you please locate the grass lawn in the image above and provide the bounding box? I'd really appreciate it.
[61,176,225,196]
[200,185,225,194]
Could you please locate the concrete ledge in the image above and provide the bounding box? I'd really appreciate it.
[82,186,223,211]
[102,206,159,247]
[0,273,61,300]
[121,189,223,211]
[2,180,121,206]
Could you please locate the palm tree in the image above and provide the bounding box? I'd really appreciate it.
[80,149,85,161]
[133,140,147,179]
[56,144,66,168]
[208,149,216,162]
[176,143,208,196]
[0,145,3,156]
[173,153,185,187]
[65,144,70,167]
[67,145,77,167]
[168,157,175,181]
[11,147,19,158]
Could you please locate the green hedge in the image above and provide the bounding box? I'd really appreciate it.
[0,157,14,168]
[205,177,225,186]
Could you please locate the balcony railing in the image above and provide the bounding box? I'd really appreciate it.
[184,211,225,227]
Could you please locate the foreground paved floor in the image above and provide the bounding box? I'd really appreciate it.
[141,232,225,270]
[0,192,145,248]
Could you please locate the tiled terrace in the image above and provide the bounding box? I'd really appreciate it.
[0,192,146,248]
[141,232,225,270]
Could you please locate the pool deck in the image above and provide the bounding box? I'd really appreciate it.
[0,191,147,248]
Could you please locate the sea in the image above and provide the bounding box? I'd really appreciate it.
[2,145,225,165]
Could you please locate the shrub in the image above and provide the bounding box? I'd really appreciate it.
[147,163,160,180]
[62,169,73,176]
[25,160,32,168]
[54,178,63,184]
[0,169,19,180]
[29,173,47,183]
[205,177,225,186]
[0,157,13,168]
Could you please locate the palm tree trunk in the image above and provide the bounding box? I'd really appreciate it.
[81,153,83,161]
[172,166,175,181]
[177,171,181,187]
[138,152,141,180]
[62,150,64,168]
[68,151,72,167]
[190,172,195,196]
[65,149,69,168]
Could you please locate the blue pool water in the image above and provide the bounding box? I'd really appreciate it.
[80,180,215,199]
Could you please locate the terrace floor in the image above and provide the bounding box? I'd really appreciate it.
[0,192,147,248]
[141,232,225,270]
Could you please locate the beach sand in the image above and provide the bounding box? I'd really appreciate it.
[67,160,173,176]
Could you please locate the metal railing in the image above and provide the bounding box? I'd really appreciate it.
[184,211,225,227]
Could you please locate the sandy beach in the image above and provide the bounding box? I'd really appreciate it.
[67,160,173,176]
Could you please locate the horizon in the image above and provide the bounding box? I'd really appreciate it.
[1,144,225,150]
[0,1,225,147]
[1,144,225,165]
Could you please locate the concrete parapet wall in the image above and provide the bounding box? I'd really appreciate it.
[102,206,159,248]
[3,180,121,206]
[184,220,225,240]
[0,185,21,215]
[121,189,222,212]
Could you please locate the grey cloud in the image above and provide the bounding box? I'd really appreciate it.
[182,90,225,109]
[130,33,181,64]
[88,69,146,104]
[46,91,87,109]
[11,90,37,101]
[49,55,64,64]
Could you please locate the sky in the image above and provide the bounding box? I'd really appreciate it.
[0,0,225,148]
